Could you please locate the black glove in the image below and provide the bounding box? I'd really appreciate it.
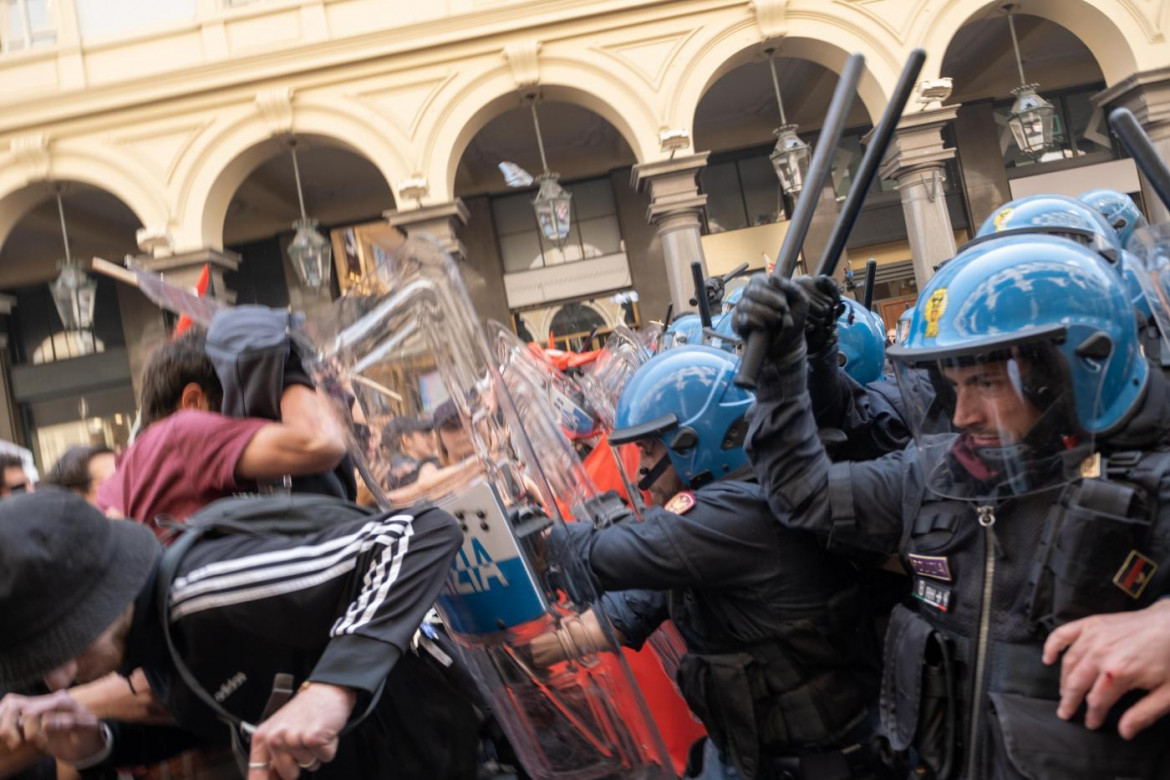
[795,275,844,358]
[575,490,634,528]
[702,275,726,313]
[731,273,810,366]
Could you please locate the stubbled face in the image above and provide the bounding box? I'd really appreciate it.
[942,361,1043,447]
[42,606,133,691]
[635,438,686,509]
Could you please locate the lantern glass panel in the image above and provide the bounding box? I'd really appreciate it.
[533,177,572,247]
[289,217,333,289]
[769,126,811,196]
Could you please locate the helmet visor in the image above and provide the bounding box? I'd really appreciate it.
[1125,223,1170,359]
[892,341,1101,501]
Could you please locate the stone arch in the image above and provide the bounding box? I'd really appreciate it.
[917,0,1143,86]
[669,16,900,139]
[172,95,411,251]
[0,143,166,249]
[422,59,661,203]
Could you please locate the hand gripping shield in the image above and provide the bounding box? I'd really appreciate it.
[297,237,673,779]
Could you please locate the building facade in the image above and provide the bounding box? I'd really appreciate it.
[0,0,1166,467]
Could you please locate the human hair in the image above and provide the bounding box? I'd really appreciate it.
[43,445,114,494]
[0,453,26,493]
[381,416,432,455]
[138,329,223,429]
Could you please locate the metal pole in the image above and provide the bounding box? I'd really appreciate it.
[290,141,308,220]
[530,100,550,175]
[1005,6,1028,86]
[55,190,73,264]
[767,51,788,126]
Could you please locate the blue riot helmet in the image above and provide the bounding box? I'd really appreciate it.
[662,313,704,349]
[888,234,1147,500]
[837,298,886,384]
[609,345,753,492]
[977,194,1122,260]
[1080,188,1148,248]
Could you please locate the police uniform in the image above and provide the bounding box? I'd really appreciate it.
[747,355,1170,778]
[550,478,881,780]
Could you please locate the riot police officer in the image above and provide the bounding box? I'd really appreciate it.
[735,233,1170,778]
[539,345,884,780]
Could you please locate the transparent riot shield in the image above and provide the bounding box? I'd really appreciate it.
[491,325,602,443]
[298,237,673,779]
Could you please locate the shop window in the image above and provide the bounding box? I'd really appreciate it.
[9,276,125,366]
[1,0,56,52]
[492,177,624,273]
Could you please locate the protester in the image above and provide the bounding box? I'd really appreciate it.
[0,487,469,779]
[42,445,116,506]
[0,453,33,498]
[96,328,348,532]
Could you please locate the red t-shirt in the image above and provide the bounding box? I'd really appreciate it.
[97,410,268,538]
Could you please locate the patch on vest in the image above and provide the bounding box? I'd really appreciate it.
[913,578,951,613]
[907,553,952,582]
[1113,550,1158,599]
[665,491,696,515]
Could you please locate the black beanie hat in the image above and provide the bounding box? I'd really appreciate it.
[0,490,161,688]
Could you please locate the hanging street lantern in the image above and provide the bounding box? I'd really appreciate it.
[1007,83,1056,159]
[287,139,333,290]
[533,173,572,246]
[51,262,97,332]
[766,49,811,196]
[49,189,98,331]
[528,97,572,250]
[770,125,812,196]
[1003,5,1056,160]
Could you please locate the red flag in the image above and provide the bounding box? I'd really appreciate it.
[173,263,211,337]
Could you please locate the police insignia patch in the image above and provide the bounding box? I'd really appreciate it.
[924,289,947,338]
[665,491,696,515]
[1113,550,1158,599]
[913,578,951,613]
[907,553,952,582]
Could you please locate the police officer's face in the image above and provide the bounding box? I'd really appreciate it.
[635,439,684,508]
[942,361,1042,446]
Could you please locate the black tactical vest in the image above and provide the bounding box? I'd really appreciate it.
[670,531,879,779]
[882,450,1170,779]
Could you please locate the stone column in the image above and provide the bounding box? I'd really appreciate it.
[136,247,241,303]
[879,105,960,288]
[631,153,710,313]
[1095,67,1170,225]
[386,201,468,260]
[121,248,240,398]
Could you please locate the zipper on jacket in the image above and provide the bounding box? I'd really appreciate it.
[965,504,997,780]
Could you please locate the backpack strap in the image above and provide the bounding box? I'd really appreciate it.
[156,518,386,738]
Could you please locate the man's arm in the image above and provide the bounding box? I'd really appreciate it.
[235,385,347,480]
[746,359,907,557]
[550,500,776,593]
[734,275,906,557]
